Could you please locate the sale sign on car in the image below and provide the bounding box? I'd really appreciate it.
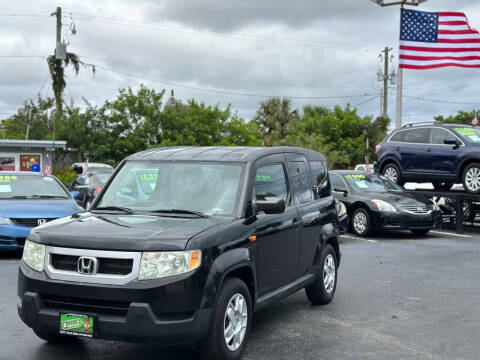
[59,313,94,338]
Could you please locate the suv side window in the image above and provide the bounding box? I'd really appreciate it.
[403,128,430,144]
[430,128,453,144]
[254,164,288,202]
[390,131,406,142]
[288,160,313,204]
[310,161,331,199]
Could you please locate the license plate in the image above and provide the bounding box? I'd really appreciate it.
[59,313,94,338]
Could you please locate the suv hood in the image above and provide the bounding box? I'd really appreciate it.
[30,212,232,251]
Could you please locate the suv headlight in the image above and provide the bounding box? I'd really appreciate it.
[372,199,397,212]
[138,250,202,280]
[22,240,46,272]
[0,217,13,225]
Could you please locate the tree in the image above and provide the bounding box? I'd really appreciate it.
[254,98,299,146]
[434,110,480,125]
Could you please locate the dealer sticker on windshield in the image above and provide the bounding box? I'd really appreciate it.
[0,175,17,182]
[59,313,94,338]
[345,174,365,179]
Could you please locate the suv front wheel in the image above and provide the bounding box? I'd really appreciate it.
[462,163,480,194]
[381,163,404,186]
[199,277,252,360]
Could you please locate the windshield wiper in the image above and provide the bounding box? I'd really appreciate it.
[149,209,209,218]
[33,195,69,199]
[91,206,135,214]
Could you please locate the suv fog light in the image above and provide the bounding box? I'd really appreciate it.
[138,250,202,280]
[22,240,46,272]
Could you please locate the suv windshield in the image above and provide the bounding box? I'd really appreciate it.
[97,162,244,216]
[453,127,480,143]
[0,174,69,199]
[343,174,403,193]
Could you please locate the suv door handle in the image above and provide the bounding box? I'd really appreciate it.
[395,146,400,151]
[426,148,432,152]
[293,217,303,226]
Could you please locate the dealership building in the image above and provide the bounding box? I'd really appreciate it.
[0,140,66,172]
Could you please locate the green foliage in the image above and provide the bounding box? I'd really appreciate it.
[53,167,77,187]
[434,110,480,125]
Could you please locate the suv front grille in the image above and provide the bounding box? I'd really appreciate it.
[51,254,133,275]
[41,294,130,316]
[399,205,431,215]
[12,218,56,227]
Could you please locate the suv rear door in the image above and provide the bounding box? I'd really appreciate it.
[390,127,431,173]
[254,154,302,295]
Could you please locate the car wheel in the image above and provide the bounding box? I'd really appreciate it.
[199,277,252,360]
[411,229,430,236]
[382,163,404,186]
[463,163,480,194]
[33,328,78,343]
[305,244,337,305]
[432,182,453,191]
[351,208,372,237]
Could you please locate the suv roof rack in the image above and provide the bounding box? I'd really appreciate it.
[402,121,440,128]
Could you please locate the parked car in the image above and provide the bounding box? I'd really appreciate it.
[18,146,340,360]
[71,162,113,174]
[70,171,113,209]
[330,171,439,236]
[374,122,480,194]
[0,172,84,251]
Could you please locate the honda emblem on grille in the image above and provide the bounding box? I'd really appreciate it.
[77,256,98,275]
[37,219,47,225]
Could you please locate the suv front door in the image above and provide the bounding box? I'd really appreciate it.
[254,155,302,295]
[427,127,465,174]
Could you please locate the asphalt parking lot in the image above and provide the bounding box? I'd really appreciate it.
[1,229,480,360]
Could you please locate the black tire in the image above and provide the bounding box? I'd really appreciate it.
[381,163,404,186]
[33,328,78,343]
[432,182,453,191]
[305,244,337,305]
[462,163,480,194]
[351,208,372,237]
[199,277,252,360]
[411,229,430,236]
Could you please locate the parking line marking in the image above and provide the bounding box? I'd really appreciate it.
[341,235,378,243]
[430,231,472,238]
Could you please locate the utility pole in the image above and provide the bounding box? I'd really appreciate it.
[371,0,428,128]
[377,47,395,118]
[50,6,64,167]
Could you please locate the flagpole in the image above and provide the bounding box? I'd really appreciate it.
[396,67,403,129]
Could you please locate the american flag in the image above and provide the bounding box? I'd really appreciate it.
[44,155,51,175]
[400,9,480,70]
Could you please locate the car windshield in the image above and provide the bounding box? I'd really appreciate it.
[97,162,244,216]
[0,174,69,199]
[343,174,403,193]
[453,127,480,143]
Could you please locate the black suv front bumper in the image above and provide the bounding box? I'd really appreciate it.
[17,263,213,344]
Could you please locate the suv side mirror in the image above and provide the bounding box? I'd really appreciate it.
[254,197,286,215]
[444,138,458,146]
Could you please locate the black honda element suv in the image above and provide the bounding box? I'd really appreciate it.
[18,146,340,360]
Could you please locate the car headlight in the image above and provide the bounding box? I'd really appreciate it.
[372,199,397,212]
[336,201,347,217]
[138,250,202,280]
[22,240,46,272]
[0,217,13,225]
[430,199,440,211]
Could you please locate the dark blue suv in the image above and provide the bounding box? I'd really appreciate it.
[374,122,480,194]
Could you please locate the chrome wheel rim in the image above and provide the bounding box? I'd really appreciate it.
[224,293,248,352]
[383,167,398,183]
[323,254,336,294]
[353,212,368,234]
[465,167,480,192]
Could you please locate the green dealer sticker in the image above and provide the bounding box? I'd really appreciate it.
[454,128,475,136]
[0,175,17,182]
[345,174,365,179]
[60,313,94,338]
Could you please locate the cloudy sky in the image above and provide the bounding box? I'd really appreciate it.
[1,0,480,127]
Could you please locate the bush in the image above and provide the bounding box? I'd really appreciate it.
[53,167,78,187]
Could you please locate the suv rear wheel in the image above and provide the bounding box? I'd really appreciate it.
[199,277,252,360]
[305,244,337,305]
[462,163,480,194]
[381,163,404,186]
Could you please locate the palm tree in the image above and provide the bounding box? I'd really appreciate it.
[254,98,299,146]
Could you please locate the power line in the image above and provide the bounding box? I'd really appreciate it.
[92,63,377,100]
[398,94,480,106]
[68,12,383,52]
[0,13,49,18]
[355,95,380,107]
[0,55,47,58]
